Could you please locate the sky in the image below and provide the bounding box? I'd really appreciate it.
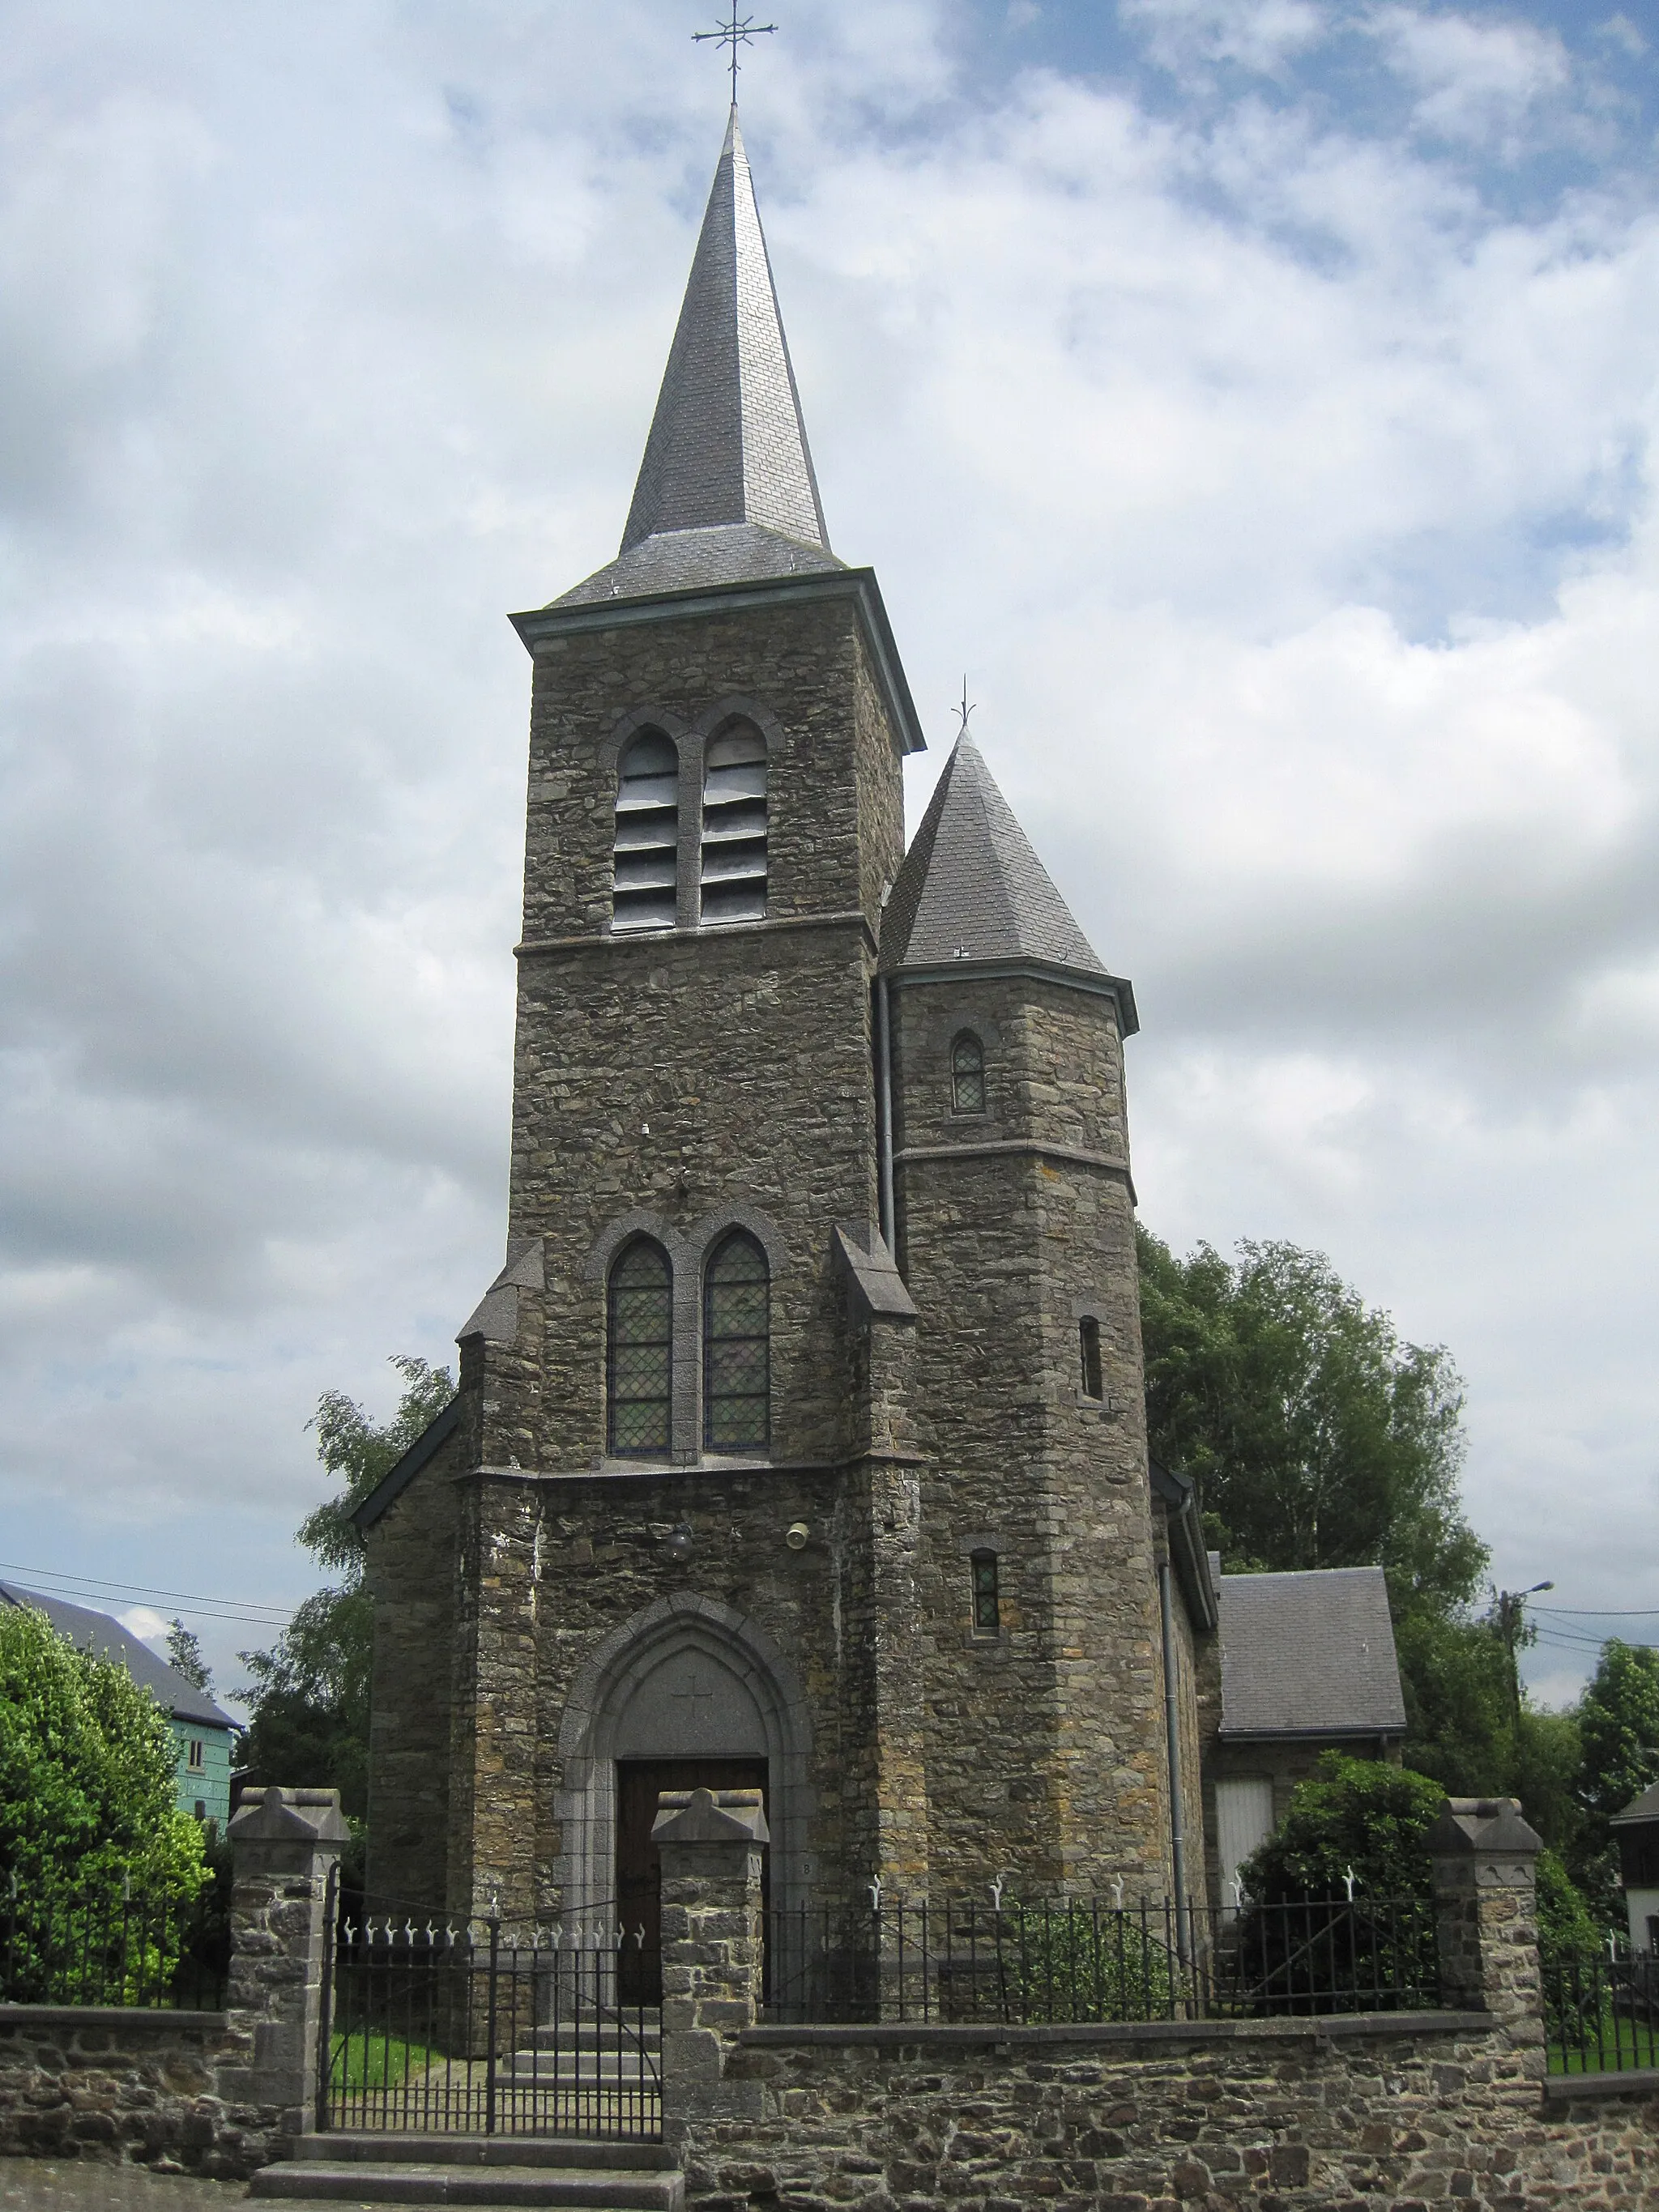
[3,0,1657,1711]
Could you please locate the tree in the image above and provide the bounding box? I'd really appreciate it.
[1137,1232,1485,1613]
[1239,1754,1445,1906]
[165,1618,212,1694]
[238,1354,454,1820]
[0,1604,205,1994]
[1571,1639,1659,1920]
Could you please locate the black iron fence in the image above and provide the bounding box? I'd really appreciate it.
[763,1894,1440,2025]
[320,1875,660,2138]
[0,1874,228,2010]
[1545,1948,1659,2075]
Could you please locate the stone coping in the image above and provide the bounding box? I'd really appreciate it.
[0,2003,228,2032]
[1542,2067,1659,2104]
[740,2010,1493,2049]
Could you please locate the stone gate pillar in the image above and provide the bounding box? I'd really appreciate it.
[653,1786,767,2139]
[220,1785,350,2136]
[1427,1795,1546,2065]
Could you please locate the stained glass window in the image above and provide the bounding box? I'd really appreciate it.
[971,1550,1000,1634]
[608,1239,672,1455]
[703,1231,770,1451]
[951,1032,985,1114]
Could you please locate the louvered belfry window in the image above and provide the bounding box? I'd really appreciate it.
[951,1031,986,1113]
[702,1231,770,1451]
[700,722,768,923]
[608,1239,673,1455]
[613,731,680,931]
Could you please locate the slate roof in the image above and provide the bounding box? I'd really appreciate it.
[555,109,840,608]
[1612,1780,1659,1827]
[1218,1566,1405,1740]
[0,1582,236,1731]
[881,737,1112,981]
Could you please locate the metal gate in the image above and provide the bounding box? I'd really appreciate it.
[318,1870,660,2138]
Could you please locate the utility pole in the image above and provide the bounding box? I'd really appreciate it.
[1495,1579,1554,1733]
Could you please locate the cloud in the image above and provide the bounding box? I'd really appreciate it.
[2,0,1657,1703]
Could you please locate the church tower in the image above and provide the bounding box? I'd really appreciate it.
[356,108,1208,1938]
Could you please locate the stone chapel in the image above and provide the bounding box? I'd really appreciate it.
[352,109,1403,1961]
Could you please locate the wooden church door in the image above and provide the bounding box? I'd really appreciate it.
[615,1757,769,2005]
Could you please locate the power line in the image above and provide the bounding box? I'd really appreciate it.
[1533,1605,1659,1617]
[0,1560,295,1630]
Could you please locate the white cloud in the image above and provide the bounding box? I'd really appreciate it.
[2,0,1657,1704]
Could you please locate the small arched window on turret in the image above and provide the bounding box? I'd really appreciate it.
[1079,1317,1103,1401]
[970,1549,1000,1635]
[702,1230,770,1451]
[607,1238,673,1455]
[700,722,768,924]
[951,1031,986,1115]
[613,731,680,931]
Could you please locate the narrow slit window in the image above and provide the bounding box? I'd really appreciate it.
[187,1738,205,1771]
[608,1238,673,1455]
[613,731,680,931]
[701,722,767,924]
[1079,1316,1102,1400]
[703,1230,770,1451]
[970,1550,1000,1634]
[951,1032,985,1114]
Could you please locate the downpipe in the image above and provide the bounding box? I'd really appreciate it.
[876,973,897,1253]
[1158,1559,1192,1964]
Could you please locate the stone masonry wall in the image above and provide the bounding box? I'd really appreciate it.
[676,2019,1659,2212]
[892,970,1174,1898]
[360,1415,463,1912]
[0,2005,276,2179]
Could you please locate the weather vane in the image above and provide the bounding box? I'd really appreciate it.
[693,3,778,104]
[955,676,975,739]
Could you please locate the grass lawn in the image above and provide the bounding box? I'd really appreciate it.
[329,2031,437,2089]
[1548,2014,1659,2074]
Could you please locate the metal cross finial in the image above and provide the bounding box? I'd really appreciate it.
[693,3,778,104]
[955,676,975,739]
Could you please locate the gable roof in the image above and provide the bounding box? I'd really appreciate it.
[555,109,838,608]
[1612,1779,1659,1827]
[0,1583,236,1730]
[1218,1566,1405,1740]
[350,1394,463,1536]
[881,739,1130,1020]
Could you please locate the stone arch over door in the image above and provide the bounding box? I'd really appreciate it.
[553,1592,814,1921]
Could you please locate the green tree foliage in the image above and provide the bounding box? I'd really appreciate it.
[1571,1639,1659,1920]
[0,1605,205,1993]
[164,1618,212,1694]
[1137,1232,1485,1613]
[1239,1754,1445,1905]
[238,1355,454,1820]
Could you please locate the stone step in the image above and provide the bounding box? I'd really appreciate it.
[522,2024,662,2053]
[250,2157,683,2208]
[279,2137,676,2171]
[503,2055,657,2080]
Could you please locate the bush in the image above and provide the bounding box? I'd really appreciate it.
[1239,1753,1445,1905]
[0,1604,206,1999]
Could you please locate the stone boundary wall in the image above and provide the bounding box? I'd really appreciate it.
[0,2005,274,2179]
[668,2017,1659,2212]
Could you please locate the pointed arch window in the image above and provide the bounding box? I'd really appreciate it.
[613,731,680,931]
[702,1231,770,1451]
[951,1031,986,1115]
[607,1239,673,1455]
[701,721,768,924]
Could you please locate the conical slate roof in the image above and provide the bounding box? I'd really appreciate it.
[555,109,842,608]
[882,738,1106,976]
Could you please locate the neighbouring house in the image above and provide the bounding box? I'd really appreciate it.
[1611,1779,1659,1954]
[0,1583,237,1826]
[1196,1561,1407,1907]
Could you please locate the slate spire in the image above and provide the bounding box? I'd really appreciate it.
[555,109,842,608]
[625,106,828,554]
[882,738,1132,1022]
